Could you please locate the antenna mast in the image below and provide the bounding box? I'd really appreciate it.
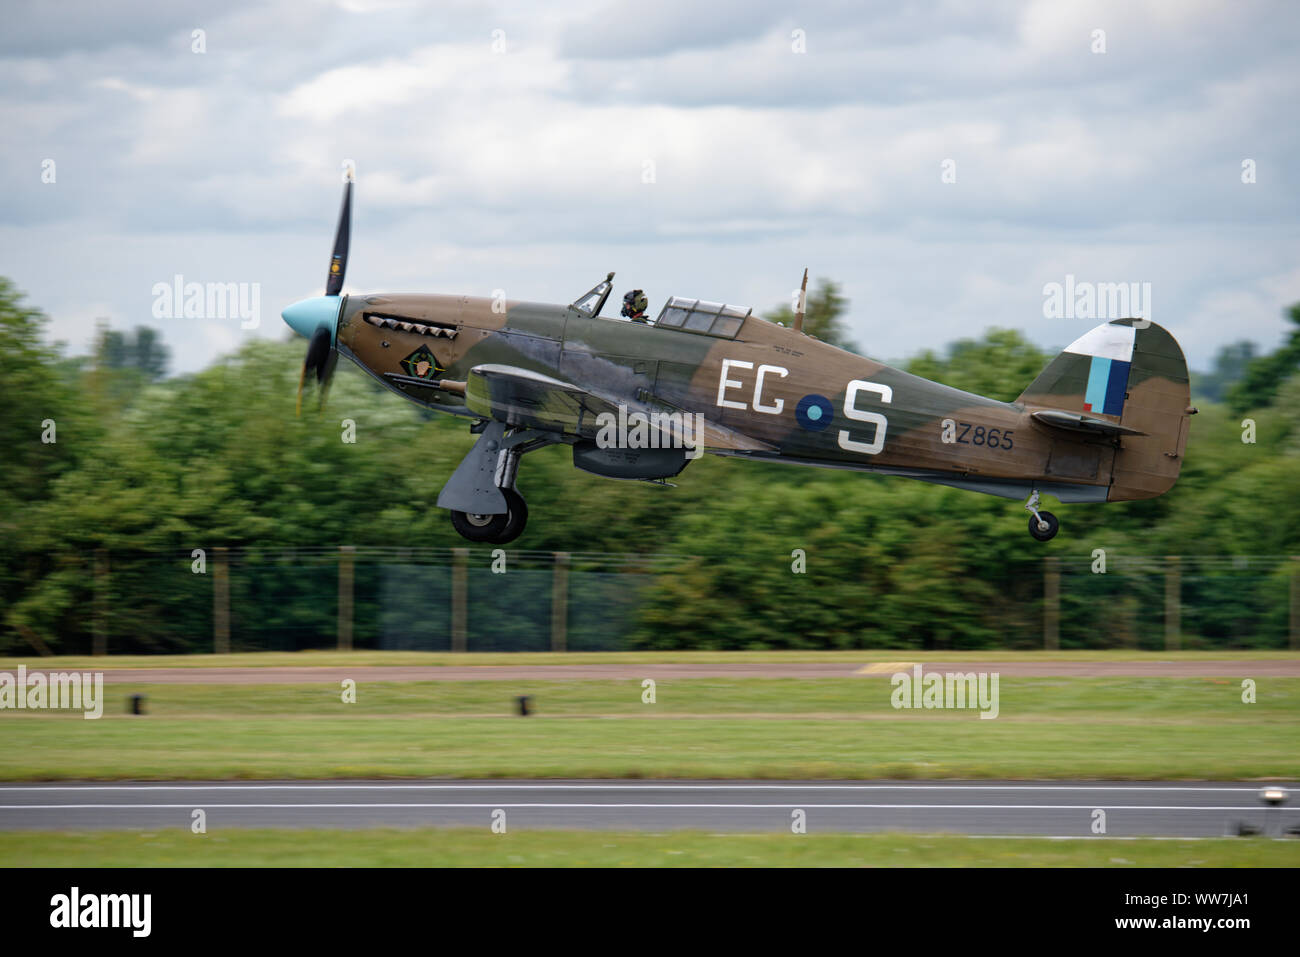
[793,268,809,334]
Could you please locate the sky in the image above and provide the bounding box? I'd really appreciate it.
[2,0,1299,375]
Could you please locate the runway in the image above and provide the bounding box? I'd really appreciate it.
[2,781,1296,837]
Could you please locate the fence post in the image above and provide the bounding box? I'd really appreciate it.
[1290,556,1299,651]
[1164,556,1181,651]
[338,545,355,651]
[451,548,468,652]
[1043,555,1060,650]
[213,547,230,654]
[551,551,570,653]
[93,548,108,656]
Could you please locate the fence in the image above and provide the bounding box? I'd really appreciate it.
[1048,554,1299,650]
[6,549,1299,654]
[10,548,682,655]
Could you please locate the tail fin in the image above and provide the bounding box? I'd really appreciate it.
[1018,319,1191,501]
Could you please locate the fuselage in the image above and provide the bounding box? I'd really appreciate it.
[332,292,1124,504]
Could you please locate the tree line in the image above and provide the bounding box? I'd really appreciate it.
[1,276,1297,653]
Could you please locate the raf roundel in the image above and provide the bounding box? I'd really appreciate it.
[795,394,834,432]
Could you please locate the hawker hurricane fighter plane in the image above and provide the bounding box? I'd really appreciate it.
[282,179,1193,544]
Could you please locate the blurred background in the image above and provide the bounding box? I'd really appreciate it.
[2,275,1298,654]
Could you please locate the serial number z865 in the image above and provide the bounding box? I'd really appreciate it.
[941,418,1015,450]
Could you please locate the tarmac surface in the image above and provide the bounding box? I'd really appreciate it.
[18,660,1300,684]
[2,781,1296,836]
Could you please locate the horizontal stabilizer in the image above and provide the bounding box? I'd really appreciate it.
[1031,409,1147,437]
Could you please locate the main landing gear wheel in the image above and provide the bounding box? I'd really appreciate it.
[448,488,528,544]
[1028,510,1059,542]
[493,488,528,545]
[450,508,509,543]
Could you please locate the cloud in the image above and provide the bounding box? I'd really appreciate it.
[0,0,1298,375]
[0,0,257,56]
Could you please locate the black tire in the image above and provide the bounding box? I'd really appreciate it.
[1028,510,1060,542]
[492,488,528,545]
[450,508,510,542]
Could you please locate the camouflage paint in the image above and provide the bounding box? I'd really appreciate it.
[333,293,1190,505]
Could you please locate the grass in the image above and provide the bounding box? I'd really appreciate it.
[2,675,1294,718]
[1,677,1297,781]
[1,828,1296,867]
[3,649,1297,669]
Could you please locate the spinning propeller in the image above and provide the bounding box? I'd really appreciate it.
[282,174,352,415]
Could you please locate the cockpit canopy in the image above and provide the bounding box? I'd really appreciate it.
[654,297,750,339]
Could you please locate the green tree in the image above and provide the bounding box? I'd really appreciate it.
[1192,340,1256,404]
[0,279,94,652]
[1227,302,1300,414]
[93,322,171,380]
[0,279,79,499]
[904,328,1050,402]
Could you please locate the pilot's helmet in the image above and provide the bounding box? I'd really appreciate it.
[621,289,648,317]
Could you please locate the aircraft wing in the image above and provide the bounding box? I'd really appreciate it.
[464,363,775,452]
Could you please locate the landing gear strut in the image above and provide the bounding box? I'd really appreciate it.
[1024,490,1059,542]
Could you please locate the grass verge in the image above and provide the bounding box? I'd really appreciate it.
[1,828,1295,867]
[1,677,1296,781]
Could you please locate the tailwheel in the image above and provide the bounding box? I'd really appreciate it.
[1023,490,1060,542]
[1028,510,1059,542]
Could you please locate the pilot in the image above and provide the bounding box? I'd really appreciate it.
[621,289,649,322]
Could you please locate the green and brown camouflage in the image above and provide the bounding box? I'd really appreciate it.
[331,292,1190,504]
[284,182,1191,542]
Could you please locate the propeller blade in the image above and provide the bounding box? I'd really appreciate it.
[296,361,308,417]
[305,324,332,375]
[317,348,338,410]
[296,325,335,417]
[325,178,352,296]
[291,177,350,414]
